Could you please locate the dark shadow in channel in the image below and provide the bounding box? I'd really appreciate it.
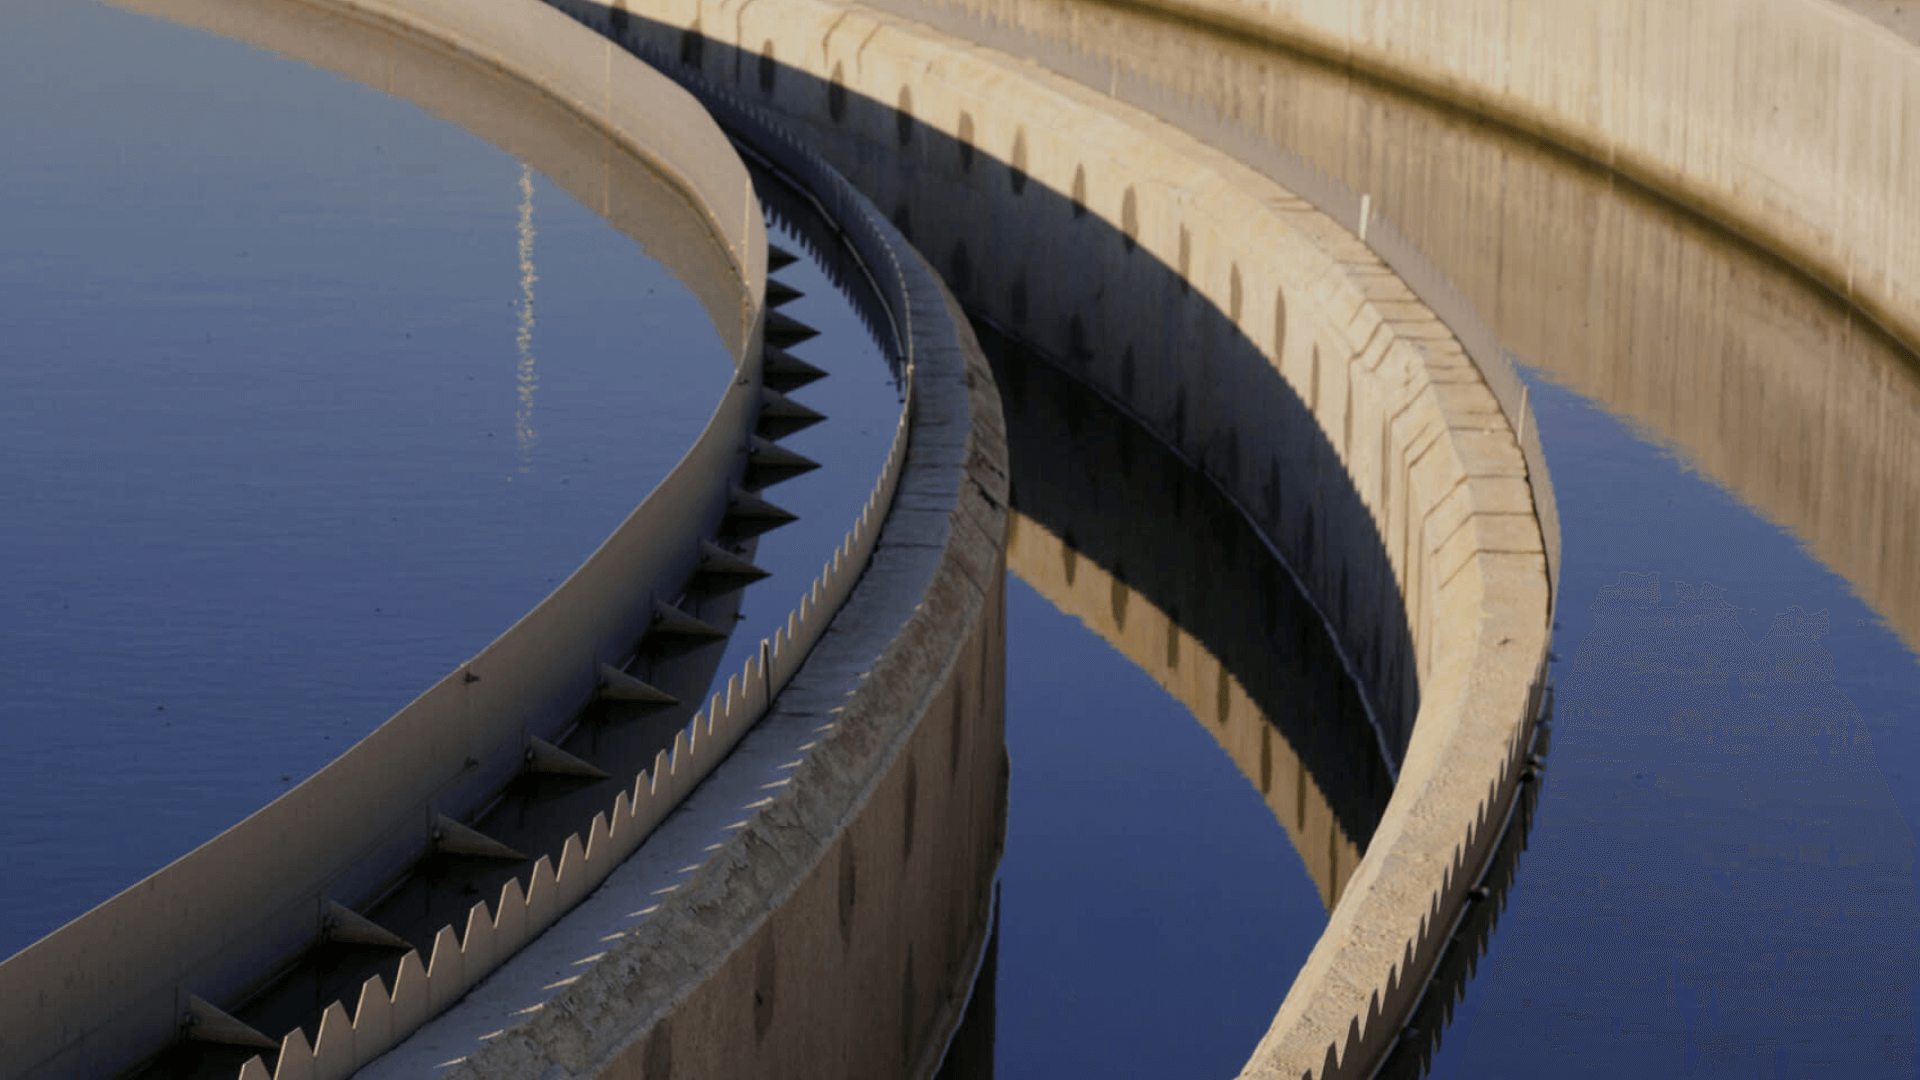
[984,321,1391,867]
[557,0,1417,793]
[549,8,1437,1074]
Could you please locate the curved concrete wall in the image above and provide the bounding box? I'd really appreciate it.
[99,0,755,347]
[717,1,1920,1074]
[555,4,1552,1077]
[1009,512,1367,908]
[238,69,984,1080]
[428,78,1012,1080]
[0,3,768,1078]
[212,0,1917,1073]
[4,0,1602,1075]
[893,0,1920,664]
[994,331,1391,910]
[1074,0,1920,362]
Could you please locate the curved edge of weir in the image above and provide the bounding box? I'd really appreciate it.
[0,3,1561,1080]
[0,0,878,1077]
[406,73,1013,1080]
[518,1,1554,1078]
[0,0,1005,1077]
[1072,0,1920,368]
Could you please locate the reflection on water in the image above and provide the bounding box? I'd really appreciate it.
[934,906,999,1080]
[876,0,1920,658]
[1452,572,1919,1077]
[987,323,1392,887]
[1422,378,1920,1078]
[856,0,1920,1072]
[13,0,1918,1072]
[952,323,1384,1077]
[0,0,732,961]
[515,163,540,469]
[1371,719,1547,1080]
[707,157,907,687]
[979,578,1315,1079]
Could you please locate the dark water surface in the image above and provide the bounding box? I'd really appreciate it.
[1422,372,1920,1080]
[847,1,1920,1076]
[710,204,904,689]
[994,576,1314,1080]
[0,0,735,960]
[967,324,1384,1080]
[15,0,1920,1076]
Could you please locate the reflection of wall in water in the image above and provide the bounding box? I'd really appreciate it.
[1009,517,1364,907]
[879,0,1920,657]
[989,326,1389,906]
[1457,573,1919,1076]
[931,904,998,1080]
[545,1,1469,772]
[552,11,1553,1075]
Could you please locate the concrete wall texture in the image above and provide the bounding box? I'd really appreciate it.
[1082,0,1920,362]
[0,2,772,1078]
[558,2,1554,1075]
[24,0,1796,1072]
[168,0,1916,1075]
[0,1,1023,1077]
[208,36,1007,1076]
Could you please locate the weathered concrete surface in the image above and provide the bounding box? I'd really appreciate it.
[437,209,1011,1080]
[1833,0,1920,41]
[0,2,768,1078]
[553,4,1553,1077]
[5,0,1563,1076]
[1049,0,1920,365]
[881,0,1920,667]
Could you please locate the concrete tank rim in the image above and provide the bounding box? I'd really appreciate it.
[0,1,770,1077]
[431,65,1013,1080]
[540,7,1554,1077]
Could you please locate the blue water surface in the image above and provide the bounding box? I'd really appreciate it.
[1429,372,1920,1079]
[995,575,1319,1080]
[0,0,732,959]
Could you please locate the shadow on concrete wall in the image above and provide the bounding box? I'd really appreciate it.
[748,154,906,385]
[883,0,1920,662]
[986,323,1391,883]
[931,896,999,1080]
[578,4,1423,781]
[935,324,1539,1080]
[206,157,905,1079]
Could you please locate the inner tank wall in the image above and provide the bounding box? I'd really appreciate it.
[548,2,1552,1076]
